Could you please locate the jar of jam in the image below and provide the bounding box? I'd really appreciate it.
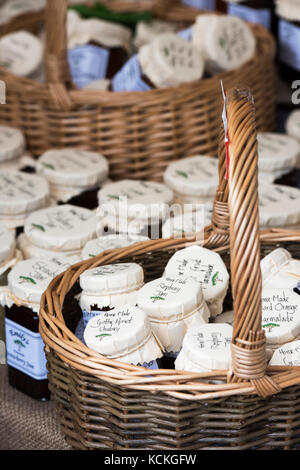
[36,149,109,210]
[17,204,101,260]
[3,256,74,400]
[0,223,21,364]
[216,1,276,34]
[112,33,204,92]
[84,305,163,370]
[276,0,300,85]
[68,17,132,88]
[97,179,174,239]
[75,262,144,342]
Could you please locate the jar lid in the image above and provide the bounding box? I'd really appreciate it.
[0,126,25,163]
[17,233,83,261]
[137,275,208,322]
[164,156,218,197]
[36,149,109,188]
[80,263,144,296]
[134,20,177,49]
[193,14,256,73]
[8,256,73,306]
[262,288,300,345]
[259,184,300,227]
[176,323,233,371]
[138,33,204,89]
[83,304,152,357]
[162,206,212,238]
[0,30,43,77]
[98,179,174,221]
[0,171,50,217]
[1,0,45,18]
[82,234,149,260]
[68,18,132,51]
[257,133,300,172]
[269,340,300,366]
[0,222,15,265]
[286,110,300,142]
[164,245,229,307]
[24,204,101,252]
[276,0,300,22]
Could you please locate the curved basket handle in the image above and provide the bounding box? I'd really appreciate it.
[225,87,280,396]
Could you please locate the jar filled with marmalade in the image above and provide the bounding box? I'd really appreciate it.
[2,256,73,400]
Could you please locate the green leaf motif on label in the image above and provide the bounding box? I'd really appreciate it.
[14,339,25,349]
[150,296,165,301]
[219,37,226,48]
[19,276,37,285]
[107,194,120,200]
[263,323,280,332]
[41,162,55,170]
[212,272,219,286]
[31,223,46,232]
[96,334,112,338]
[176,170,188,179]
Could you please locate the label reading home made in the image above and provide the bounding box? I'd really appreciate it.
[182,0,216,10]
[228,4,271,30]
[279,20,300,71]
[68,44,110,88]
[112,54,151,92]
[5,318,47,380]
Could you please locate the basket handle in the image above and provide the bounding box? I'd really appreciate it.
[44,0,73,108]
[225,87,280,396]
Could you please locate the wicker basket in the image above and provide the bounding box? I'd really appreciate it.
[40,87,300,450]
[0,0,276,181]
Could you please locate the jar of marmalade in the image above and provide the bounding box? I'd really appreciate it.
[2,256,74,400]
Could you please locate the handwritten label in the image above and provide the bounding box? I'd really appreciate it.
[149,277,189,303]
[262,290,300,342]
[194,330,231,351]
[5,318,47,380]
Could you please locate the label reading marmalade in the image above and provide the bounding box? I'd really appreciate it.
[5,318,47,380]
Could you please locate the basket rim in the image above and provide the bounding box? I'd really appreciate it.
[39,228,300,402]
[0,6,276,108]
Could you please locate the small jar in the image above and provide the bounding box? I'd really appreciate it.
[84,305,163,369]
[257,133,300,183]
[192,14,256,74]
[81,234,149,260]
[112,33,205,92]
[182,0,216,10]
[76,262,144,342]
[137,275,210,367]
[162,206,212,239]
[0,30,43,79]
[217,1,275,32]
[2,256,74,400]
[164,245,230,317]
[36,149,109,210]
[0,223,22,364]
[175,323,233,373]
[163,156,219,210]
[262,288,300,356]
[261,248,300,289]
[269,340,300,367]
[68,18,132,88]
[276,0,300,84]
[18,204,101,260]
[97,179,174,239]
[0,171,51,234]
[259,183,300,230]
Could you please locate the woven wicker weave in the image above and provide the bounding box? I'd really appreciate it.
[0,0,276,181]
[40,87,300,450]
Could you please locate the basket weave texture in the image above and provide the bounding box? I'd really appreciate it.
[40,87,300,450]
[0,0,276,181]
